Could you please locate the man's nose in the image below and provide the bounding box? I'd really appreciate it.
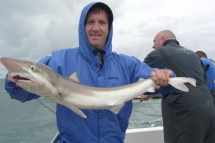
[92,22,99,31]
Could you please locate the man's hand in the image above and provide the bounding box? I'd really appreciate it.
[150,70,172,89]
[140,94,162,102]
[7,71,15,82]
[7,71,19,87]
[140,94,150,102]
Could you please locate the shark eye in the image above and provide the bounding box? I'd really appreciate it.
[30,65,35,71]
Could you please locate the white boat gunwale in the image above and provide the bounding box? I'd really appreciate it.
[50,127,164,143]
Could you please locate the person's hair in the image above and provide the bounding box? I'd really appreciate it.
[195,51,207,58]
[85,3,113,29]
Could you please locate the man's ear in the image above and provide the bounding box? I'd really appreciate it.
[161,36,167,45]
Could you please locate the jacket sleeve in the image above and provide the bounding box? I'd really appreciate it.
[4,56,51,102]
[131,56,176,95]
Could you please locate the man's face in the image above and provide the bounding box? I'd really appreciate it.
[152,33,163,50]
[85,10,109,49]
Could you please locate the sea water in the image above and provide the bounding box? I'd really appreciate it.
[0,78,162,143]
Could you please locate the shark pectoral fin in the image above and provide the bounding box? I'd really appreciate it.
[56,95,86,118]
[66,104,87,118]
[109,103,125,114]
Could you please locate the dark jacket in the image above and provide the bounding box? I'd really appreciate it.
[144,40,215,143]
[144,40,205,103]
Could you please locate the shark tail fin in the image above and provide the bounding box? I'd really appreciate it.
[169,77,196,92]
[108,103,125,114]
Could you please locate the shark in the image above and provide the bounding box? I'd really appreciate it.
[0,57,196,118]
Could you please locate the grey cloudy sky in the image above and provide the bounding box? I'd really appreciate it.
[0,0,215,76]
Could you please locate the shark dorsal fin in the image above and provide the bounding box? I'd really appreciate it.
[68,72,80,83]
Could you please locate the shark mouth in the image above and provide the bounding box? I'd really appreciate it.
[13,75,30,82]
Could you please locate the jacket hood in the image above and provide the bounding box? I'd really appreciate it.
[78,2,113,63]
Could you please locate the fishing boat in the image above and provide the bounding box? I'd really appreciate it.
[51,127,164,143]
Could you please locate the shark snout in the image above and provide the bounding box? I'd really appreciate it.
[0,57,23,72]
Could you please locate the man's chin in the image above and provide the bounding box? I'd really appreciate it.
[91,44,103,49]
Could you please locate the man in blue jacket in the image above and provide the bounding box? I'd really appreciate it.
[5,2,174,143]
[196,51,215,107]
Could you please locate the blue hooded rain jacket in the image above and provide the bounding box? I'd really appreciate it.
[5,2,174,143]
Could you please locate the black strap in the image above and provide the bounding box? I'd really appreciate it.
[158,48,184,77]
[93,49,106,68]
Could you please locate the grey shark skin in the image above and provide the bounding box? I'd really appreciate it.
[0,57,196,118]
